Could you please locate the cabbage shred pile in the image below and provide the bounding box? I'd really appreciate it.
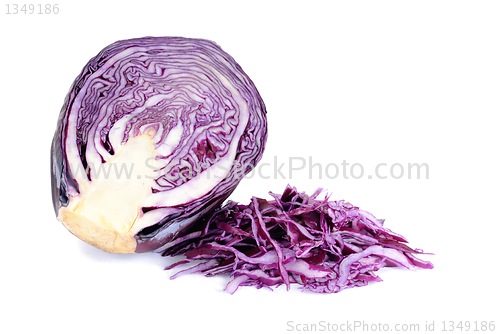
[162,185,433,293]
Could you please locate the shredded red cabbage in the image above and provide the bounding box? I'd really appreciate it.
[162,185,433,293]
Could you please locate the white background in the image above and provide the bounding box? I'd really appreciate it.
[1,1,499,333]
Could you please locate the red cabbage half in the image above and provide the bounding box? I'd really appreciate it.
[51,37,267,253]
[163,185,433,293]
